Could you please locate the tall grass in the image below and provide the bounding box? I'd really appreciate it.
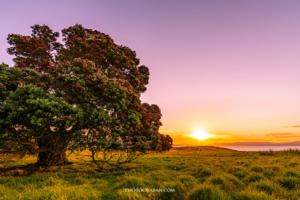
[1,146,300,199]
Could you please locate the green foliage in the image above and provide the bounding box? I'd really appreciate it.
[1,24,172,166]
[0,63,20,102]
[1,85,81,131]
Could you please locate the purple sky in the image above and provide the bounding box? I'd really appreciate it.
[1,0,300,142]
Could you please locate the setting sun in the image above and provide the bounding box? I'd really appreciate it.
[189,128,212,141]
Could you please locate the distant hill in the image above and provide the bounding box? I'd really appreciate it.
[217,141,300,146]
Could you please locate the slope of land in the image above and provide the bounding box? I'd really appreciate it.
[1,146,300,199]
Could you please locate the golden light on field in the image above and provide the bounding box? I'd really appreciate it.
[189,128,212,141]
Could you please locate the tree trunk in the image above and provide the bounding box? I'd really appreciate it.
[37,135,69,166]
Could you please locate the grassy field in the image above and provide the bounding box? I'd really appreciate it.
[1,146,300,200]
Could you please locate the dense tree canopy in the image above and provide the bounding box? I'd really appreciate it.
[0,25,172,167]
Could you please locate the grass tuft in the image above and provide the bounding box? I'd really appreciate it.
[253,180,281,195]
[277,177,300,190]
[251,166,264,173]
[232,190,275,200]
[188,184,229,200]
[246,174,264,183]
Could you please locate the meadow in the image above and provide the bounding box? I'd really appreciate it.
[1,146,300,200]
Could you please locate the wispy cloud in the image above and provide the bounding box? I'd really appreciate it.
[265,132,300,139]
[287,125,300,128]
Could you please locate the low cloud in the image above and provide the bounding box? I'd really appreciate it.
[265,132,300,139]
[286,125,300,128]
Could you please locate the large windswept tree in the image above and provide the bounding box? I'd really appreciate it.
[0,25,172,167]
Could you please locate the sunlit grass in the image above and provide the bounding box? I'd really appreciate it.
[1,147,300,199]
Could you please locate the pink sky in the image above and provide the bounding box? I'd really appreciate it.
[1,0,300,143]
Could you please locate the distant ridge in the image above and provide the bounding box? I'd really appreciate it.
[217,141,300,146]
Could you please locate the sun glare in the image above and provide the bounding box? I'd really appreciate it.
[189,128,212,140]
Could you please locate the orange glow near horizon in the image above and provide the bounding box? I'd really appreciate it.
[161,127,300,146]
[189,128,212,141]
